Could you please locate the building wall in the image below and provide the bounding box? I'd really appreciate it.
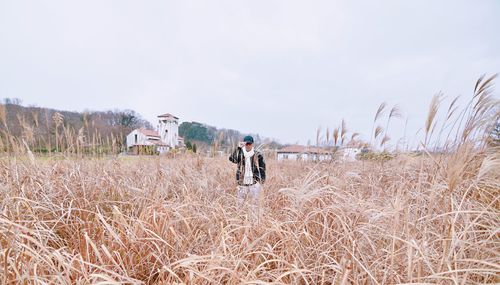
[126,130,147,148]
[318,154,332,161]
[278,153,299,161]
[341,148,360,161]
[278,152,333,161]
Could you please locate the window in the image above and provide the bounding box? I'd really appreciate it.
[134,134,138,144]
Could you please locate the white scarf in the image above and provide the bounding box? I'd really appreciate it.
[242,147,255,185]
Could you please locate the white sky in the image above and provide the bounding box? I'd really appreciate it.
[1,0,499,146]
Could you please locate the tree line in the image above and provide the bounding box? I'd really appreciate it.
[0,98,152,154]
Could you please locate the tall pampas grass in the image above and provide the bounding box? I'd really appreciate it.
[381,105,402,149]
[374,126,383,142]
[1,150,498,283]
[424,92,442,147]
[333,127,339,146]
[371,102,386,147]
[340,119,347,146]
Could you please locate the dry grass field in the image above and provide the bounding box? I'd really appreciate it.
[0,149,498,284]
[0,76,499,284]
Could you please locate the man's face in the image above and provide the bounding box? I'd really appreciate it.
[245,143,253,151]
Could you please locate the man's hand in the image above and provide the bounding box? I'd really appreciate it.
[238,142,245,148]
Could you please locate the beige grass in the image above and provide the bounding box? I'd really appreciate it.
[0,151,498,284]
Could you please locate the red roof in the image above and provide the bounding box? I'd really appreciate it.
[157,113,179,119]
[138,128,160,137]
[308,147,332,154]
[278,145,306,153]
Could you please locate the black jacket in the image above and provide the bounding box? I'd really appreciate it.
[229,147,266,185]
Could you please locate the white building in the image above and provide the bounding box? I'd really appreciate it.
[125,113,182,154]
[340,147,361,161]
[338,141,364,161]
[126,128,169,154]
[277,145,333,162]
[277,145,362,162]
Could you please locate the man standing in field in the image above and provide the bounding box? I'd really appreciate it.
[229,135,266,209]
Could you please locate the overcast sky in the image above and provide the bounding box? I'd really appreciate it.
[1,0,499,146]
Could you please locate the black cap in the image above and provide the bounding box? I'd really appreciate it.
[243,135,254,144]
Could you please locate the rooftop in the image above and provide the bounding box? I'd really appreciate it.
[157,113,179,119]
[138,128,160,137]
[278,145,332,154]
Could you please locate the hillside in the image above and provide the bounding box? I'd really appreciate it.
[0,99,282,154]
[0,99,152,153]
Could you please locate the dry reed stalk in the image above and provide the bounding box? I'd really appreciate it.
[424,93,442,147]
[340,120,347,146]
[371,102,387,148]
[374,126,383,142]
[382,105,402,149]
[333,128,339,147]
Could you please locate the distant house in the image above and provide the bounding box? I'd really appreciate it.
[278,144,363,162]
[338,141,364,161]
[277,145,333,161]
[126,128,168,154]
[125,113,183,154]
